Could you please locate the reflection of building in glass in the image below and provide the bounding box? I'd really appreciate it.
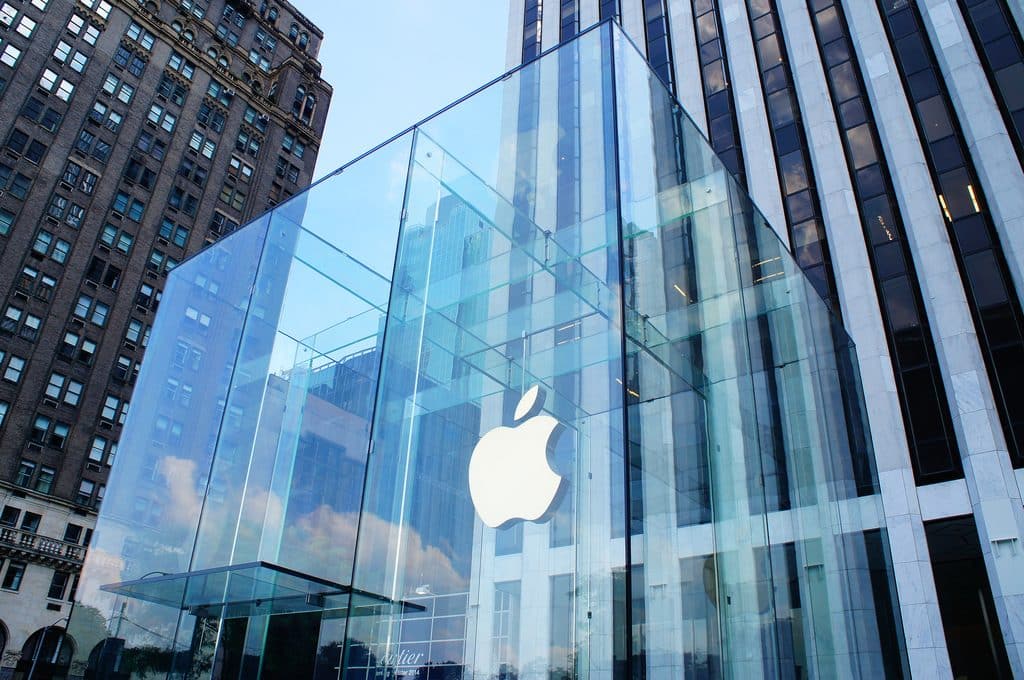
[506,3,1024,678]
[68,23,910,680]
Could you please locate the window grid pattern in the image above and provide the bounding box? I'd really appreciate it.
[878,0,1024,466]
[809,0,961,483]
[691,0,744,182]
[745,0,840,311]
[643,0,676,94]
[957,0,1024,165]
[523,0,543,62]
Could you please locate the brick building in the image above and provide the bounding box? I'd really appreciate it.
[0,0,330,672]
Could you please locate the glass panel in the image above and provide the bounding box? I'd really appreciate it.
[66,22,905,680]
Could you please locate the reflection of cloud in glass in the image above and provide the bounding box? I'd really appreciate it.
[160,456,204,529]
[272,504,467,595]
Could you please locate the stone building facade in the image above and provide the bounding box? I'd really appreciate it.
[0,0,329,673]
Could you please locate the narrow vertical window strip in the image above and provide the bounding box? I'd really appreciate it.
[559,0,578,41]
[957,0,1024,166]
[746,0,841,314]
[642,0,677,95]
[599,0,620,23]
[808,0,962,483]
[523,0,544,62]
[878,0,1024,466]
[690,0,747,184]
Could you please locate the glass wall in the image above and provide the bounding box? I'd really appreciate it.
[66,21,906,680]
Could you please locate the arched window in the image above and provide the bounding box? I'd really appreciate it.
[268,7,278,21]
[218,55,230,68]
[302,93,315,124]
[183,29,194,42]
[289,23,298,40]
[20,628,73,675]
[292,84,306,117]
[298,32,309,50]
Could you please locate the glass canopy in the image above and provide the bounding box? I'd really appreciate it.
[66,20,907,680]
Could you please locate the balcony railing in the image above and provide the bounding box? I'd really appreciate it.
[0,526,85,567]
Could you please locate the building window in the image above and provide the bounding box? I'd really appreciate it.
[75,127,112,163]
[46,372,84,406]
[123,157,156,190]
[188,130,217,159]
[177,158,208,188]
[235,129,261,157]
[73,294,109,327]
[54,42,89,73]
[113,191,145,222]
[8,128,48,163]
[218,182,247,211]
[159,219,190,248]
[281,133,305,159]
[136,130,167,161]
[181,0,205,18]
[31,415,70,449]
[125,21,155,50]
[168,187,199,217]
[75,479,96,506]
[101,73,135,104]
[147,103,177,133]
[125,319,146,346]
[100,223,135,254]
[114,353,141,384]
[38,69,74,101]
[1,43,22,68]
[88,436,116,465]
[67,13,101,44]
[1,305,41,341]
[0,162,30,199]
[35,466,55,494]
[2,354,25,383]
[291,85,316,124]
[22,96,63,132]
[0,506,18,526]
[147,248,179,274]
[89,101,125,133]
[157,73,187,106]
[0,400,7,427]
[243,105,268,133]
[197,102,226,132]
[877,0,1024,468]
[101,394,128,424]
[85,255,122,290]
[206,80,233,107]
[168,51,196,80]
[209,211,238,237]
[229,155,254,182]
[1,561,26,591]
[48,571,70,600]
[60,331,96,364]
[809,0,962,483]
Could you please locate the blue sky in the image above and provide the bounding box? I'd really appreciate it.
[300,1,511,179]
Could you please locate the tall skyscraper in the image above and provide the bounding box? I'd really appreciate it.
[0,0,330,669]
[507,1,1024,677]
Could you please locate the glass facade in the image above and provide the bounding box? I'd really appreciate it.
[66,22,906,680]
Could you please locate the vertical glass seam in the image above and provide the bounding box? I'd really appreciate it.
[338,128,419,663]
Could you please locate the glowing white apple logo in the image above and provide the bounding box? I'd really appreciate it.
[468,385,566,529]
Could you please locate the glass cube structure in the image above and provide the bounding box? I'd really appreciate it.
[66,22,907,680]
